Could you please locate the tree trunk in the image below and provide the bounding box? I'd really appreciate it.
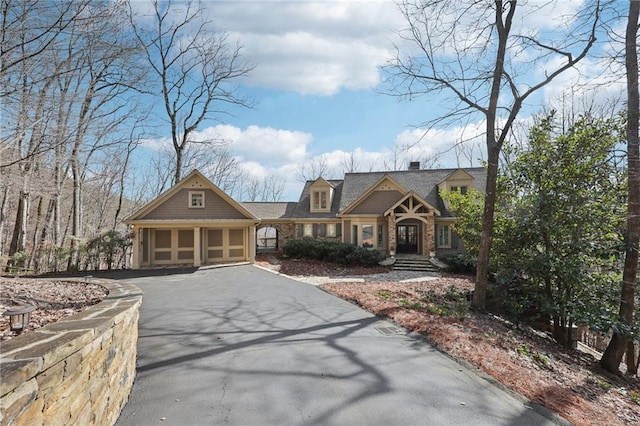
[626,341,637,375]
[601,0,639,375]
[35,197,55,272]
[68,157,82,271]
[0,184,7,256]
[7,189,28,269]
[473,145,500,309]
[472,0,515,310]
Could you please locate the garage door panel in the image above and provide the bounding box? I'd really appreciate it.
[178,250,194,260]
[155,230,171,249]
[229,248,244,258]
[208,249,223,259]
[208,229,223,246]
[178,230,194,247]
[155,251,171,261]
[229,229,244,245]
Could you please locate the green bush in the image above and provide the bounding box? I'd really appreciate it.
[440,252,477,274]
[282,238,384,266]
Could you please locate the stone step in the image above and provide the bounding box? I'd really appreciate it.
[392,258,440,272]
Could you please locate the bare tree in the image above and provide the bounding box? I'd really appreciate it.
[340,151,361,174]
[601,0,639,375]
[386,0,602,308]
[297,154,332,182]
[2,0,147,271]
[129,0,254,184]
[0,0,89,99]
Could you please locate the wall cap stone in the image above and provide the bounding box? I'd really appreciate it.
[0,279,142,399]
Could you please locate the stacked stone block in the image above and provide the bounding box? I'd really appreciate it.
[0,280,142,426]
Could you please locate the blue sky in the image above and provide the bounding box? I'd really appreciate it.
[133,0,628,201]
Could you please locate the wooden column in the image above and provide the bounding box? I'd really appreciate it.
[193,226,201,267]
[131,226,140,270]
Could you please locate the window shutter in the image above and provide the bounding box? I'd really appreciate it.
[336,224,342,237]
[313,223,318,238]
[320,223,326,237]
[297,224,303,237]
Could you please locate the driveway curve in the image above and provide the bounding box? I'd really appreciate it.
[115,265,558,426]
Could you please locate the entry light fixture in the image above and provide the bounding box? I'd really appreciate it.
[3,305,36,333]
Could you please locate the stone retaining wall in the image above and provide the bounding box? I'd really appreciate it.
[0,280,142,426]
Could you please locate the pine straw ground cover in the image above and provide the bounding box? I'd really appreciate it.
[255,255,640,425]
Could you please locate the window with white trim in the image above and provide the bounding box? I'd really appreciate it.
[437,225,451,248]
[303,223,313,237]
[189,191,204,208]
[362,224,374,248]
[311,190,328,211]
[326,223,336,237]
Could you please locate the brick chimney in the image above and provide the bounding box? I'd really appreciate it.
[408,161,420,170]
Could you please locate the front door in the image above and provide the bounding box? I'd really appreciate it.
[396,224,418,253]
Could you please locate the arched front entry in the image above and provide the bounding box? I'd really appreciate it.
[386,194,436,256]
[256,226,278,252]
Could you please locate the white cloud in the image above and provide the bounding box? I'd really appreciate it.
[207,0,402,95]
[237,31,388,95]
[205,125,312,165]
[540,56,627,114]
[394,125,487,168]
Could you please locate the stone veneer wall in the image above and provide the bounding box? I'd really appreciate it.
[258,222,296,250]
[0,280,142,426]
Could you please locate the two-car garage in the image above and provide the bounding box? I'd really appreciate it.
[126,170,259,269]
[133,225,254,268]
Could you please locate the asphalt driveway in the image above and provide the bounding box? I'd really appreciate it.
[115,265,558,425]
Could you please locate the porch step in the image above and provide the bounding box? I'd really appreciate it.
[392,257,440,273]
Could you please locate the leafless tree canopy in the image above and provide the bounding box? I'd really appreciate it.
[385,0,603,308]
[128,0,254,184]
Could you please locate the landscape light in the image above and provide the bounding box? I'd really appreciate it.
[3,305,36,333]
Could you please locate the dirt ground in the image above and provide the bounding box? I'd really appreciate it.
[3,257,640,425]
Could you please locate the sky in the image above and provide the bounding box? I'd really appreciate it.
[132,0,629,201]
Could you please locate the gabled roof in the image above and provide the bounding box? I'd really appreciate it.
[384,191,441,216]
[125,169,257,222]
[438,168,475,184]
[283,167,486,219]
[242,202,298,220]
[291,179,344,219]
[310,176,336,188]
[338,167,486,216]
[340,174,407,215]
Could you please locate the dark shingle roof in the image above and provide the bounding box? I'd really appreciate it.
[339,167,486,215]
[291,180,343,219]
[241,202,298,220]
[242,167,486,220]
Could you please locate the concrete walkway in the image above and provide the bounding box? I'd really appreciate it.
[115,265,559,425]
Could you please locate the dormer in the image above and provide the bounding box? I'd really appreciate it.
[309,177,334,213]
[438,169,475,195]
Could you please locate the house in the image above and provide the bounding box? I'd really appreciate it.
[125,165,486,269]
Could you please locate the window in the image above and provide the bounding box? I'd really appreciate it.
[303,223,313,237]
[362,224,374,248]
[451,186,468,195]
[312,191,328,210]
[437,225,450,248]
[326,223,336,237]
[189,191,204,208]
